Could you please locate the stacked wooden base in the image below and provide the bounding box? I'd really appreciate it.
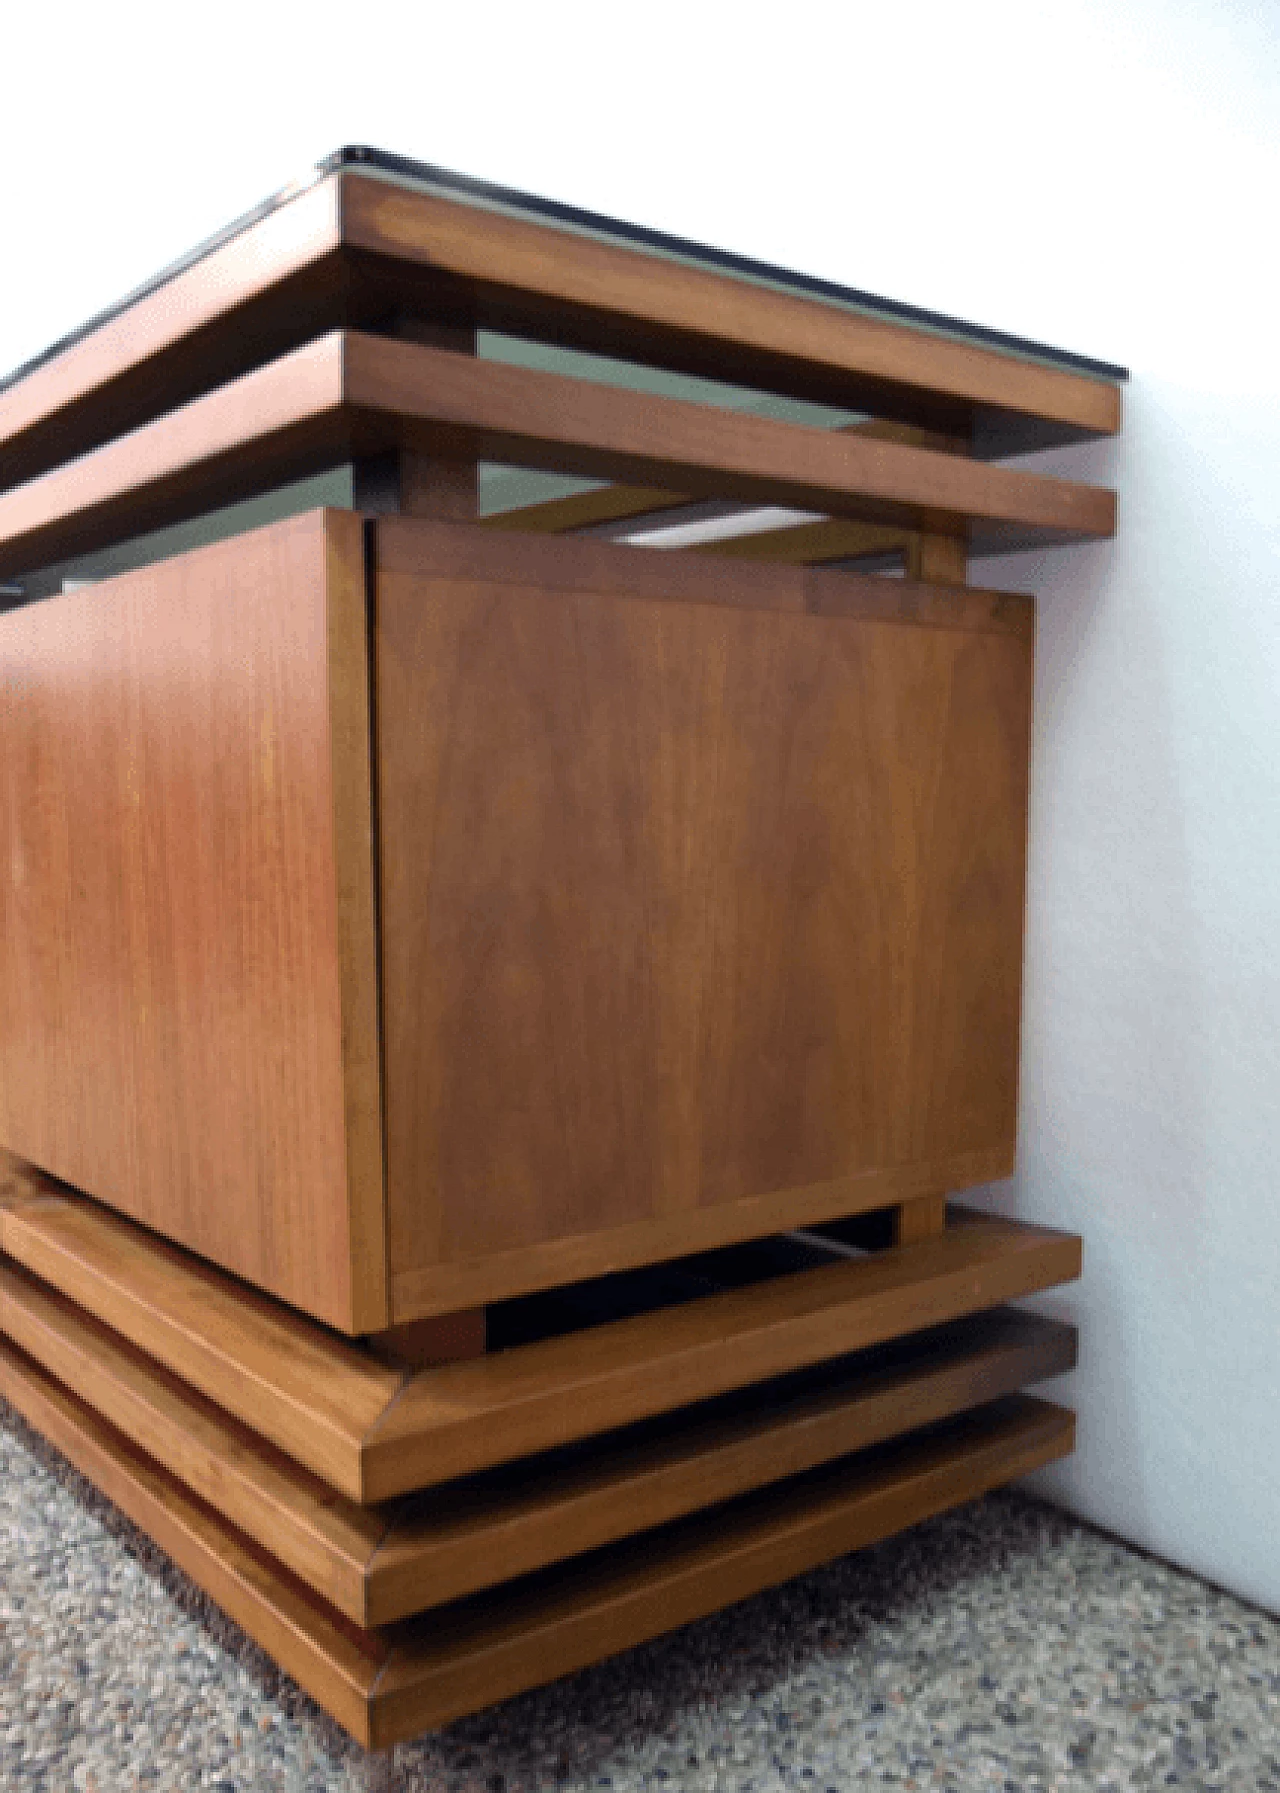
[0,1159,1080,1749]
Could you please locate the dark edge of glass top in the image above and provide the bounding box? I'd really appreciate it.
[0,146,1129,406]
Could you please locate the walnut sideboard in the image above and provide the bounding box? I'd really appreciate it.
[0,147,1120,1746]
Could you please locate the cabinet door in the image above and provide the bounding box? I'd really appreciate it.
[0,511,385,1332]
[375,518,1032,1323]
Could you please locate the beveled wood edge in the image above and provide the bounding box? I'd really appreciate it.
[0,1151,1078,1512]
[0,1332,387,1746]
[339,173,1121,440]
[0,1325,1074,1746]
[363,1308,1076,1625]
[364,1215,1082,1501]
[0,1165,403,1502]
[0,1229,1076,1624]
[386,1142,1019,1322]
[322,511,389,1333]
[0,330,1115,579]
[0,1256,384,1622]
[366,1396,1075,1746]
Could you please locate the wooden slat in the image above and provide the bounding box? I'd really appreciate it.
[0,181,344,494]
[361,1213,1079,1500]
[368,1395,1074,1747]
[0,1333,386,1745]
[0,1258,383,1620]
[0,1168,403,1502]
[0,1243,1074,1623]
[340,174,1121,446]
[0,333,1116,578]
[357,336,1114,542]
[0,1170,1079,1506]
[479,418,963,554]
[0,1329,1073,1746]
[363,1308,1074,1625]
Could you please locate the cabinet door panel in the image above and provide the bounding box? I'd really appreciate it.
[376,520,1032,1321]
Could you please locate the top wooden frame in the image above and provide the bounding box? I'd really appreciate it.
[0,156,1123,498]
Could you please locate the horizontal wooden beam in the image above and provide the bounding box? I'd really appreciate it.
[0,333,1115,577]
[0,171,1120,496]
[0,181,345,494]
[341,175,1122,448]
[478,419,956,552]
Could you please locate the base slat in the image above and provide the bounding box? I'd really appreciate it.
[0,1168,1081,1503]
[0,1332,1073,1749]
[0,1254,1075,1625]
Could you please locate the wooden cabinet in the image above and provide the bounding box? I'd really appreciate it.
[2,506,1032,1333]
[0,148,1119,1744]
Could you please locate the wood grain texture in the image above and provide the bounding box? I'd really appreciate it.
[362,1213,1081,1500]
[0,1248,1074,1624]
[0,1329,1073,1746]
[340,173,1121,445]
[349,335,1114,542]
[0,512,385,1331]
[0,332,1116,578]
[0,1179,402,1498]
[363,1307,1075,1624]
[376,518,1033,1318]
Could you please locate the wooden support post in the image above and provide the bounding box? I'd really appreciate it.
[364,1308,488,1369]
[906,530,969,584]
[893,1193,949,1247]
[903,423,971,585]
[353,316,480,521]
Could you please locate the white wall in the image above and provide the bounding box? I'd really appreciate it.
[4,0,1278,1608]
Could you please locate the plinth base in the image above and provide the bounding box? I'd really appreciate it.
[0,1156,1080,1747]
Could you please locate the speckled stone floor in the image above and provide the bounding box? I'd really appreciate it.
[2,1396,1279,1792]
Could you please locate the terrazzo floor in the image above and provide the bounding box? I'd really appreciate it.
[2,1396,1278,1792]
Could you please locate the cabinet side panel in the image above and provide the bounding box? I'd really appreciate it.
[0,512,361,1329]
[377,524,1031,1317]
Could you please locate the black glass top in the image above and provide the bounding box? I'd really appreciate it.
[0,145,1128,402]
